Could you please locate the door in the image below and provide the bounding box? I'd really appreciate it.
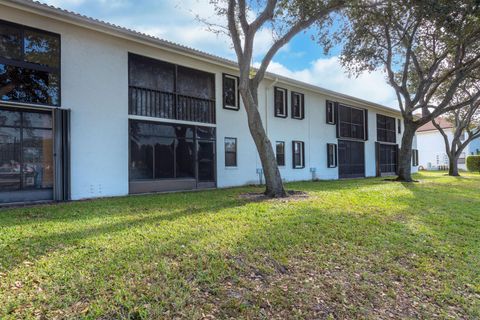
[338,140,365,179]
[0,107,54,203]
[377,143,398,176]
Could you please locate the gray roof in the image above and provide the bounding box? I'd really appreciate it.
[3,0,402,116]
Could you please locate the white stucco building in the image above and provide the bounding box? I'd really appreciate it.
[0,0,418,204]
[417,118,480,171]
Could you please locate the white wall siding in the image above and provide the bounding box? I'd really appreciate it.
[0,5,419,200]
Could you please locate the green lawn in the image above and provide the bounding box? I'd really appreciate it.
[0,172,479,319]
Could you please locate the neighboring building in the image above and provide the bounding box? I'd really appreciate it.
[417,117,480,171]
[0,0,418,204]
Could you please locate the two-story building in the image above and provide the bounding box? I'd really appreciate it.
[0,0,418,204]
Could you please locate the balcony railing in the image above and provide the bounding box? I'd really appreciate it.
[129,86,216,124]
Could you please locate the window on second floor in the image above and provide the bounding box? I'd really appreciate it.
[274,87,287,118]
[223,73,239,110]
[128,53,216,124]
[326,100,335,124]
[276,141,285,166]
[292,141,305,169]
[338,104,367,140]
[291,92,304,120]
[377,114,396,143]
[0,20,61,106]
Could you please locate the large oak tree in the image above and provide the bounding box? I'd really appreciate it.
[337,0,480,181]
[211,0,345,197]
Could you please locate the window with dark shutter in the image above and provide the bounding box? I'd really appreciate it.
[397,119,402,134]
[377,114,396,143]
[274,87,287,118]
[327,143,337,168]
[291,92,304,119]
[326,100,335,124]
[276,141,285,166]
[223,73,239,110]
[225,137,237,167]
[292,141,305,169]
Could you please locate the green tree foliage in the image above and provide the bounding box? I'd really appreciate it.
[335,0,480,181]
[466,155,480,172]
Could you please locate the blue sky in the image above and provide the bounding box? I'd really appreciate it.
[43,0,397,108]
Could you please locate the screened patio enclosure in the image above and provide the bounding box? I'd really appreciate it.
[129,120,216,194]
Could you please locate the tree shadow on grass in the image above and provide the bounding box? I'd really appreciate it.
[0,194,247,273]
[1,174,479,318]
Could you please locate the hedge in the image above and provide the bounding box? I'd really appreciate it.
[466,155,480,172]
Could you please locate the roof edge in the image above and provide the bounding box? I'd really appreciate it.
[3,0,402,116]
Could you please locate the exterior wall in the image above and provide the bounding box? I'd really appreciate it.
[0,5,417,200]
[466,137,480,156]
[416,129,474,170]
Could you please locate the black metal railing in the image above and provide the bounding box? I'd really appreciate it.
[129,86,216,124]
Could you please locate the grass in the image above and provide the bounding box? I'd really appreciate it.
[0,171,479,319]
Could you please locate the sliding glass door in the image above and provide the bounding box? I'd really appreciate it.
[129,120,216,193]
[0,107,54,203]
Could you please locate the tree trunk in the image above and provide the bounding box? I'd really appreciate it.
[448,155,460,176]
[240,86,286,198]
[396,124,416,182]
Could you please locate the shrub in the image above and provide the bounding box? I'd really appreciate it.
[466,155,480,172]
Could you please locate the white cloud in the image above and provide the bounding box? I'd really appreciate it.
[40,1,397,108]
[257,57,399,108]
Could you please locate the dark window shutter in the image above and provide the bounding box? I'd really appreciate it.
[334,144,338,167]
[301,94,305,120]
[53,108,71,201]
[364,109,369,141]
[302,141,305,168]
[334,102,340,138]
[291,141,295,168]
[291,92,294,118]
[375,142,380,177]
[222,73,226,108]
[396,146,400,174]
[327,144,331,167]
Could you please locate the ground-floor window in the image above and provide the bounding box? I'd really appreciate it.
[292,141,305,169]
[327,143,337,168]
[224,137,237,167]
[276,141,285,166]
[129,120,216,188]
